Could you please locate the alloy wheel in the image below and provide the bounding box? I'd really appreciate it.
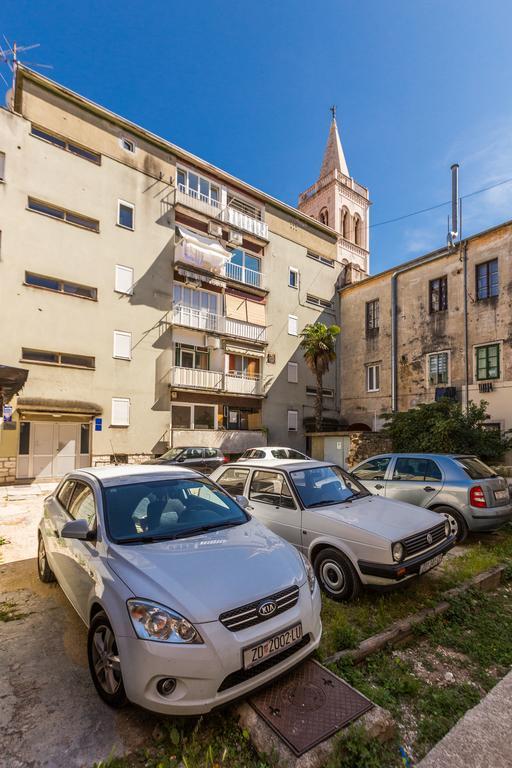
[91,625,122,695]
[443,512,459,538]
[38,536,47,577]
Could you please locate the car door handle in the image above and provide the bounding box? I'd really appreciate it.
[424,486,436,492]
[375,484,384,490]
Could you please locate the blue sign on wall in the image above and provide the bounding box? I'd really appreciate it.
[3,405,13,423]
[94,417,102,432]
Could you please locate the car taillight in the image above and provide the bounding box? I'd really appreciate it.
[470,485,487,508]
[222,456,229,463]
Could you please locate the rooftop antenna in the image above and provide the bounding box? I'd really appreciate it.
[447,163,459,247]
[0,37,53,107]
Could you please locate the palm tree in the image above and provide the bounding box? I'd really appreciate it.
[300,322,340,432]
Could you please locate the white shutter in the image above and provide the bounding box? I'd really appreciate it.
[288,315,298,336]
[111,398,130,426]
[0,152,5,181]
[287,410,298,431]
[287,362,298,383]
[113,331,132,359]
[115,265,134,294]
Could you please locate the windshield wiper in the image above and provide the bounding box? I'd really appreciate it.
[307,499,351,508]
[171,520,246,540]
[347,490,370,500]
[116,534,175,544]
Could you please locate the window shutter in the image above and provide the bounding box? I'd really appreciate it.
[288,315,298,336]
[287,410,298,431]
[287,362,298,383]
[111,398,130,426]
[0,152,5,181]
[115,265,134,294]
[113,331,132,359]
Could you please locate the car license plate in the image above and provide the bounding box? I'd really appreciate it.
[243,623,302,670]
[419,554,443,575]
[495,489,509,501]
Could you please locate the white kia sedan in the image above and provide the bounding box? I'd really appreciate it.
[37,466,321,714]
[211,460,456,601]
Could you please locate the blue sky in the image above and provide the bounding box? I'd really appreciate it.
[2,0,512,273]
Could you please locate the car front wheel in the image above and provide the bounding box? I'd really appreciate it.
[313,548,361,602]
[436,506,468,543]
[37,533,56,583]
[87,612,127,708]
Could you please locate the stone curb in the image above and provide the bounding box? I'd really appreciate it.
[323,563,508,667]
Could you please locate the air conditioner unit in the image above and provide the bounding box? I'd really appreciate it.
[208,221,223,238]
[228,230,243,246]
[205,335,220,349]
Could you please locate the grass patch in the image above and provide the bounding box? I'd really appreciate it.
[319,523,512,658]
[0,601,26,622]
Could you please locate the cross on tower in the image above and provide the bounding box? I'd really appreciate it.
[330,104,337,121]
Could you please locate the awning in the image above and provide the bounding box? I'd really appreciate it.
[0,364,29,402]
[17,397,103,417]
[225,344,265,358]
[176,225,231,274]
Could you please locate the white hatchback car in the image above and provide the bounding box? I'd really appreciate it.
[238,447,311,461]
[212,460,456,601]
[37,466,321,714]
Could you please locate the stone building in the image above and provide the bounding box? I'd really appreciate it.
[339,220,512,458]
[0,67,371,482]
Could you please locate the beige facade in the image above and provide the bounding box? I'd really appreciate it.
[0,66,353,482]
[339,222,512,459]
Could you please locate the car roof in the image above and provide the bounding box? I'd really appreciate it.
[234,459,332,471]
[361,453,476,459]
[70,464,201,486]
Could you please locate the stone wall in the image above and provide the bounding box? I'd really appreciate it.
[92,453,152,467]
[0,457,16,485]
[346,432,392,468]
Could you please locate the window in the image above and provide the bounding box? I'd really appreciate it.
[367,363,380,392]
[115,265,134,294]
[25,272,97,300]
[113,331,132,360]
[352,456,391,481]
[366,299,379,334]
[216,467,250,496]
[175,343,209,370]
[353,214,362,245]
[177,167,220,208]
[249,470,295,509]
[121,137,135,153]
[288,315,298,336]
[223,405,260,430]
[118,200,134,229]
[306,294,333,310]
[341,208,350,239]
[0,151,5,181]
[319,208,329,225]
[80,424,90,455]
[476,259,499,300]
[307,251,334,268]
[287,362,298,383]
[30,125,101,164]
[455,457,497,480]
[289,267,299,289]
[476,344,500,381]
[287,410,298,431]
[392,458,442,482]
[57,480,75,509]
[306,386,334,397]
[173,284,218,314]
[111,398,130,426]
[171,403,216,430]
[19,422,30,455]
[28,197,99,232]
[21,348,95,369]
[226,248,262,286]
[68,483,97,528]
[428,352,449,385]
[429,276,448,312]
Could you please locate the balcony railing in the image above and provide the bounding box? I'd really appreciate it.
[170,366,263,395]
[175,185,222,218]
[223,261,265,289]
[220,206,269,239]
[172,305,266,343]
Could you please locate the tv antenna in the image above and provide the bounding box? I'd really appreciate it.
[0,37,53,103]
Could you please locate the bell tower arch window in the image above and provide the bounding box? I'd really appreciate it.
[319,208,329,226]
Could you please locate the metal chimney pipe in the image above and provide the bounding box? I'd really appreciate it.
[451,163,459,238]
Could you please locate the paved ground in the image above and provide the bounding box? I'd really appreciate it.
[418,670,512,768]
[0,485,158,768]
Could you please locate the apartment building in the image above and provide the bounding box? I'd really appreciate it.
[0,67,368,483]
[339,221,512,458]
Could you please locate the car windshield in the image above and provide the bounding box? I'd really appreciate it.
[104,477,248,543]
[455,457,498,479]
[158,447,185,461]
[289,465,369,507]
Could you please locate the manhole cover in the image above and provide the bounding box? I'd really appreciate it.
[248,659,373,756]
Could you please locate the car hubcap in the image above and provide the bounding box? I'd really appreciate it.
[92,626,121,695]
[443,513,459,538]
[38,537,46,575]
[320,561,345,593]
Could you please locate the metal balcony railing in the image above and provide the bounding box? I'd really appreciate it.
[220,206,269,239]
[223,261,265,289]
[172,305,266,343]
[170,366,263,395]
[175,186,222,217]
[225,372,263,396]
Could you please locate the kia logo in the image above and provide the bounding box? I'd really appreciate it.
[426,533,433,545]
[258,600,277,617]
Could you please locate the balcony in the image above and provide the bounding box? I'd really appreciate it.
[220,206,269,240]
[223,261,266,290]
[175,186,222,218]
[172,305,267,343]
[170,366,264,396]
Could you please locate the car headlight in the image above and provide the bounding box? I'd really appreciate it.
[300,552,316,593]
[392,542,404,563]
[444,520,450,537]
[127,599,203,644]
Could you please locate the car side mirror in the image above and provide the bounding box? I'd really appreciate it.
[61,518,94,541]
[176,456,185,462]
[235,495,250,509]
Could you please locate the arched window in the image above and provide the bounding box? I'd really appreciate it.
[319,208,329,226]
[341,207,350,240]
[354,214,362,246]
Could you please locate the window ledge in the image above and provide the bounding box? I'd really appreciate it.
[23,282,98,301]
[116,223,135,231]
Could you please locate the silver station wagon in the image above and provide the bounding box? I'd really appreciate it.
[212,460,456,601]
[351,454,512,542]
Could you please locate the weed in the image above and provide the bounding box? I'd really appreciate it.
[0,601,26,622]
[325,724,399,768]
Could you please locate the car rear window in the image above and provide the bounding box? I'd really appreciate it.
[455,457,497,479]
